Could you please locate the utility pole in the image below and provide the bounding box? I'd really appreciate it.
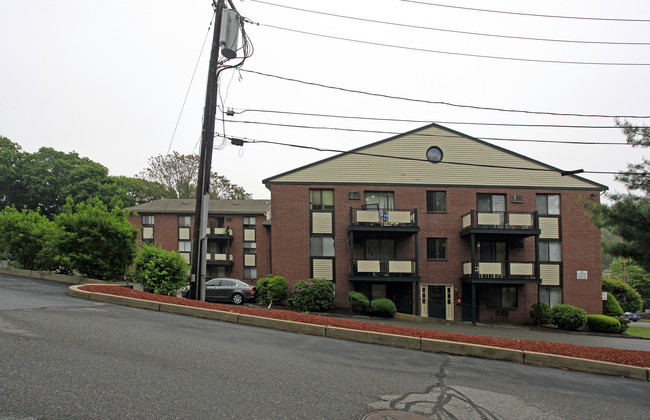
[189,0,225,300]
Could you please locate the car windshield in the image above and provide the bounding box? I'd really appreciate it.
[239,282,251,287]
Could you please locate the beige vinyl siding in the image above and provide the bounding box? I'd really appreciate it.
[142,227,154,240]
[244,254,256,267]
[311,212,333,234]
[539,217,560,239]
[312,259,334,280]
[269,126,599,189]
[178,227,190,240]
[540,264,561,286]
[244,228,256,241]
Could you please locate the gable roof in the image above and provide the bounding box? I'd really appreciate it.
[263,123,607,190]
[128,198,271,215]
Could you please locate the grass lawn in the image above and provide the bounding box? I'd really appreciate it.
[626,325,650,338]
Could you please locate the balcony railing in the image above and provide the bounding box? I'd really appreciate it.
[461,210,537,230]
[207,227,233,236]
[462,260,535,279]
[206,253,233,262]
[353,259,416,276]
[350,208,417,227]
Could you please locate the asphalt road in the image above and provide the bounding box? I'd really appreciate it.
[1,274,649,419]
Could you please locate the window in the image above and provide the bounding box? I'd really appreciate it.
[208,217,224,228]
[536,194,560,215]
[142,215,154,242]
[485,286,518,309]
[142,215,154,225]
[244,241,256,254]
[244,267,257,279]
[364,192,394,211]
[178,216,191,228]
[427,238,447,260]
[540,287,563,307]
[178,241,191,252]
[311,237,335,257]
[243,217,256,226]
[426,191,447,213]
[310,189,334,210]
[477,194,506,213]
[539,241,562,262]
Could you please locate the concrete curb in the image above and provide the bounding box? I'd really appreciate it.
[0,266,113,285]
[59,285,647,381]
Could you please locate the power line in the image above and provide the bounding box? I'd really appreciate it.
[221,134,628,176]
[258,23,650,66]
[228,107,622,129]
[167,13,216,155]
[240,69,650,119]
[400,0,650,23]
[224,119,630,145]
[250,0,650,46]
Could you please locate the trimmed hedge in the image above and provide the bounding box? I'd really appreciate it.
[587,314,621,334]
[602,292,624,317]
[134,244,188,296]
[529,301,553,325]
[267,276,288,305]
[551,304,587,330]
[348,291,370,311]
[255,276,271,305]
[371,298,397,317]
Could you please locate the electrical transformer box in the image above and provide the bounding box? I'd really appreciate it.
[220,9,239,59]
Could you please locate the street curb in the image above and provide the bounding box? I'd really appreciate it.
[327,326,421,350]
[239,314,327,336]
[64,285,650,381]
[0,266,114,285]
[421,338,525,363]
[523,351,649,381]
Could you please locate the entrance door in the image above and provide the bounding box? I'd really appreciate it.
[427,285,446,319]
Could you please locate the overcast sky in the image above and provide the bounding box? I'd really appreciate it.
[2,0,649,199]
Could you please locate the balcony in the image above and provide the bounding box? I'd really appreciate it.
[351,258,418,279]
[462,260,540,284]
[207,227,233,238]
[460,210,539,238]
[349,208,419,234]
[206,253,234,266]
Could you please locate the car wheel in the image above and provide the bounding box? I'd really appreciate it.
[231,293,244,305]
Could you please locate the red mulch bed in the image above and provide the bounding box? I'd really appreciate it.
[81,285,650,368]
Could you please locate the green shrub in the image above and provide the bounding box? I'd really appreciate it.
[290,278,336,312]
[267,276,288,305]
[551,304,587,330]
[602,292,624,317]
[348,291,370,311]
[529,301,553,325]
[255,275,271,305]
[586,314,621,334]
[134,244,189,296]
[0,207,60,271]
[617,314,630,333]
[603,278,643,313]
[371,298,397,317]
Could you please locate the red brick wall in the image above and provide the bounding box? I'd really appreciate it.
[268,183,603,322]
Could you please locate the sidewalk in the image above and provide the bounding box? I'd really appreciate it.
[327,313,650,352]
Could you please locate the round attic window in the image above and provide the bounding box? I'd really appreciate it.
[426,146,443,163]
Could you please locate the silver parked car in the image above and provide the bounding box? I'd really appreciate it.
[181,278,255,305]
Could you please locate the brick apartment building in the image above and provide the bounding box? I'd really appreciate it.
[128,199,271,282]
[129,123,605,323]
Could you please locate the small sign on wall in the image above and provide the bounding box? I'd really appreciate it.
[577,270,588,280]
[602,292,608,300]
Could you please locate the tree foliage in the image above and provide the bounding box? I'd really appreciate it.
[54,198,138,280]
[602,275,643,313]
[586,121,650,272]
[0,206,59,271]
[138,152,251,200]
[110,176,175,207]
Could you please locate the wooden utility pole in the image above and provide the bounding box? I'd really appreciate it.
[189,0,225,300]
